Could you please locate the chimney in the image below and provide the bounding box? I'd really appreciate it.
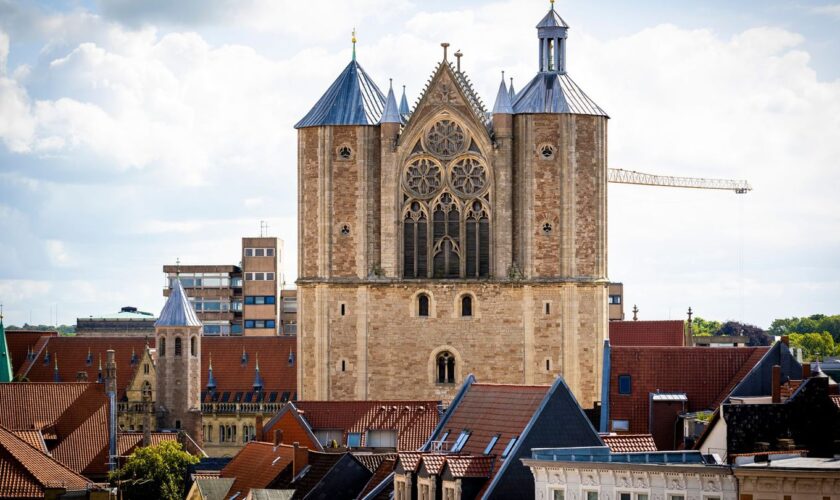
[273,428,283,446]
[255,414,264,442]
[141,383,153,447]
[803,363,811,379]
[105,350,117,472]
[771,364,781,404]
[781,335,789,347]
[292,442,308,477]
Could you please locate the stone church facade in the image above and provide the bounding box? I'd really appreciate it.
[295,5,608,406]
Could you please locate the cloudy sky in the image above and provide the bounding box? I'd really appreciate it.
[1,0,838,328]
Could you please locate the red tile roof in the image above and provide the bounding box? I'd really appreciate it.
[288,400,441,451]
[396,451,423,473]
[601,434,657,453]
[0,382,110,477]
[10,431,47,454]
[444,455,495,478]
[609,346,768,435]
[4,330,57,374]
[419,454,447,475]
[0,424,91,497]
[220,441,296,497]
[202,337,296,400]
[17,337,152,399]
[609,320,686,347]
[356,457,395,499]
[117,432,178,457]
[437,384,548,457]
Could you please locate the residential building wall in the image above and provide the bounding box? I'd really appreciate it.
[734,468,840,499]
[527,462,737,500]
[608,282,624,321]
[297,64,608,407]
[280,288,297,335]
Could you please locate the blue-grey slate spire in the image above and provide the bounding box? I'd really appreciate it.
[492,72,513,115]
[155,278,201,327]
[207,353,217,391]
[508,77,516,102]
[399,85,410,120]
[380,79,401,124]
[253,354,264,391]
[295,60,386,128]
[513,5,607,117]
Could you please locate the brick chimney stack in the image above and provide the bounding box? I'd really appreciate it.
[274,429,283,446]
[255,414,264,442]
[771,364,781,404]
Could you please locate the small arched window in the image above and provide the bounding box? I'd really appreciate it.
[418,294,430,317]
[159,338,166,357]
[174,337,182,357]
[191,336,197,357]
[437,351,455,384]
[461,295,472,317]
[175,420,181,429]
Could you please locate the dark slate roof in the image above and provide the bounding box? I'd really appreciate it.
[491,77,513,115]
[288,451,343,499]
[512,72,607,116]
[727,341,802,401]
[301,453,372,500]
[399,86,410,120]
[537,8,569,28]
[155,278,201,327]
[295,60,385,128]
[380,82,401,124]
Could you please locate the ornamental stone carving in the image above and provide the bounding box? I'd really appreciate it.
[450,156,488,196]
[425,120,466,157]
[404,157,443,197]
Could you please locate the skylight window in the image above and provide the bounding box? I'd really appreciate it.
[483,435,500,455]
[501,436,518,459]
[451,430,471,452]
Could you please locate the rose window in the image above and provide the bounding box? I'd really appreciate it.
[425,120,466,157]
[450,157,487,196]
[404,157,442,197]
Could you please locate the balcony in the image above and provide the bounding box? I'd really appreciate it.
[201,402,285,415]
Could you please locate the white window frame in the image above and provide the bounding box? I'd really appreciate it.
[549,488,565,500]
[582,490,599,500]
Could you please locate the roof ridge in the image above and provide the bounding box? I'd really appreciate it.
[0,424,89,489]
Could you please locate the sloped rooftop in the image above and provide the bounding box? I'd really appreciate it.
[512,72,607,116]
[296,60,385,128]
[609,320,686,347]
[156,278,201,327]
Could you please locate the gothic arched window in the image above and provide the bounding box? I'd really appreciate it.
[401,120,491,280]
[174,337,182,357]
[191,336,197,357]
[418,294,430,317]
[437,351,455,384]
[159,338,166,357]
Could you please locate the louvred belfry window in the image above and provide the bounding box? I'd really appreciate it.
[401,119,491,279]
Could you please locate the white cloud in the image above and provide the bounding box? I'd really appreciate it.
[0,2,838,327]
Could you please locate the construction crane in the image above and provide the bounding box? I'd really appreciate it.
[608,168,752,194]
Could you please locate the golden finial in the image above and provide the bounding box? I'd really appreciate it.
[352,28,357,61]
[550,0,555,8]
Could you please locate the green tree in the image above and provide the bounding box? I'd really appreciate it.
[691,317,722,336]
[110,440,199,500]
[769,314,840,344]
[788,332,837,361]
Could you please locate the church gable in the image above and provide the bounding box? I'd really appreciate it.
[401,62,490,146]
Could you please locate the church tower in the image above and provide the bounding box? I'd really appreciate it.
[155,278,203,443]
[296,6,608,406]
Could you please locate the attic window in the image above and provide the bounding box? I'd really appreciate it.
[338,145,353,160]
[483,434,500,455]
[347,433,362,447]
[451,430,471,452]
[501,435,518,459]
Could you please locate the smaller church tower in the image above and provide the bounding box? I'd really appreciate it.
[155,277,202,444]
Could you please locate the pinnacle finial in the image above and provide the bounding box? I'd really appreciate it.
[175,257,181,277]
[352,28,357,61]
[209,352,213,370]
[441,42,450,61]
[0,303,3,323]
[550,0,555,10]
[389,78,393,89]
[255,352,260,371]
[632,304,639,321]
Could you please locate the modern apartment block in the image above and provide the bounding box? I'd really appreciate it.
[163,236,283,336]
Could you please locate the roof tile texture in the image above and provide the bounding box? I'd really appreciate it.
[292,400,441,451]
[444,455,495,478]
[4,330,57,374]
[220,442,295,498]
[0,424,90,497]
[609,320,686,347]
[202,337,296,397]
[601,434,657,453]
[610,346,768,434]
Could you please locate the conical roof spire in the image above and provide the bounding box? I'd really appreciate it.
[155,277,201,327]
[508,77,516,101]
[0,307,12,383]
[53,353,60,382]
[492,71,513,114]
[399,85,410,119]
[380,79,401,124]
[253,353,264,391]
[295,52,386,128]
[207,352,217,391]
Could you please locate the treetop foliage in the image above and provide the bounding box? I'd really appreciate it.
[110,440,199,500]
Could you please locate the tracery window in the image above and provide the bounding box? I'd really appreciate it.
[402,119,491,279]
